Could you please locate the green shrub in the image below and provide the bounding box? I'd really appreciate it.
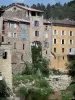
[0,80,10,98]
[18,76,54,100]
[19,86,53,100]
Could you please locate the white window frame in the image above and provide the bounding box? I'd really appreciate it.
[69,40,73,45]
[61,30,66,36]
[53,30,58,35]
[69,31,73,36]
[53,38,58,44]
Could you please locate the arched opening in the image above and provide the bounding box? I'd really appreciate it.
[31,41,42,47]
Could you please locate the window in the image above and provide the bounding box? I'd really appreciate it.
[45,34,48,38]
[14,24,17,28]
[63,56,64,60]
[54,39,56,44]
[8,23,11,28]
[2,36,4,42]
[35,31,39,36]
[3,52,7,59]
[45,26,49,31]
[54,48,56,53]
[13,33,17,38]
[14,7,16,10]
[22,34,26,39]
[61,30,65,35]
[46,51,47,54]
[69,48,72,52]
[45,26,47,30]
[21,54,23,61]
[23,44,25,50]
[34,21,39,26]
[61,39,65,44]
[69,31,73,36]
[22,24,27,30]
[62,48,64,53]
[69,40,73,45]
[14,43,16,49]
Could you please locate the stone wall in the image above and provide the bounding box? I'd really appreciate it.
[48,75,71,91]
[0,44,12,90]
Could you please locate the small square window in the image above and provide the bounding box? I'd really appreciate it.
[14,7,16,10]
[35,31,39,36]
[34,21,39,26]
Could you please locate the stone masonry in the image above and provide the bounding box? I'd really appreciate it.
[0,44,12,90]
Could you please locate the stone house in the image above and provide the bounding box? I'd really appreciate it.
[2,4,51,74]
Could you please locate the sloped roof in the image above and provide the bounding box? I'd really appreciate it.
[5,4,43,13]
[5,17,30,23]
[51,20,75,26]
[44,19,75,26]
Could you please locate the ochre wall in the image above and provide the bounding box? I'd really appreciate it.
[50,25,75,71]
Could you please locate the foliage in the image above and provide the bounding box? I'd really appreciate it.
[67,60,75,80]
[31,1,75,20]
[13,74,54,100]
[0,80,10,98]
[0,99,8,100]
[1,0,75,20]
[18,77,53,100]
[31,46,49,76]
[67,55,75,97]
[50,69,65,75]
[22,62,33,75]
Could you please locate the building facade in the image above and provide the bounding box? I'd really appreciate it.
[1,4,75,72]
[2,4,51,73]
[0,17,12,90]
[50,20,75,71]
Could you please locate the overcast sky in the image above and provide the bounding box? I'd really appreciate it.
[0,0,71,6]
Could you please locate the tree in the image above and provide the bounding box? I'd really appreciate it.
[31,46,49,76]
[67,55,75,97]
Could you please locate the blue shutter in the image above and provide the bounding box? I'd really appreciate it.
[37,31,39,36]
[22,24,27,30]
[22,34,26,39]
